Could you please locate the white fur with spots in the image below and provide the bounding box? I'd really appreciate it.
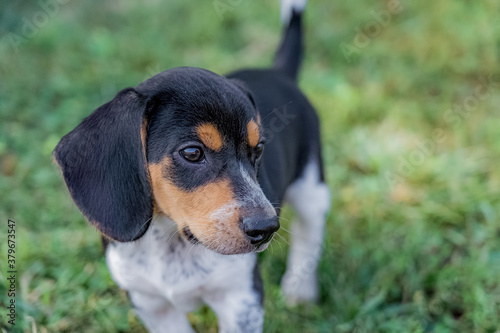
[107,216,263,333]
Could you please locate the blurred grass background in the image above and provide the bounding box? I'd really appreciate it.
[1,0,500,332]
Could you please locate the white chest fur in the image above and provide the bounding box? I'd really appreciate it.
[106,216,258,313]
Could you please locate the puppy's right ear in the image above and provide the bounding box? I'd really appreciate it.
[53,88,153,242]
[229,79,257,108]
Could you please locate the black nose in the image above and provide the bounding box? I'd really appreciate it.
[242,216,280,246]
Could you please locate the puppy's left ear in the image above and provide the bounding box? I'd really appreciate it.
[53,88,153,242]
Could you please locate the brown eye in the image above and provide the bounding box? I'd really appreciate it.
[255,143,264,159]
[180,147,205,163]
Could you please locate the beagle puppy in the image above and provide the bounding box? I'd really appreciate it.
[53,0,330,332]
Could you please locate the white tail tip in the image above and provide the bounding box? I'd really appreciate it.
[280,0,307,24]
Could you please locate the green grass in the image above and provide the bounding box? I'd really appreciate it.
[1,0,500,332]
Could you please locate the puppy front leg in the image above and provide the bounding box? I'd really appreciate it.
[129,291,195,333]
[204,290,264,333]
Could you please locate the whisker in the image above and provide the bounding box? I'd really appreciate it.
[277,224,291,234]
[132,216,153,240]
[184,241,198,260]
[165,230,180,248]
[274,232,290,247]
[278,217,292,225]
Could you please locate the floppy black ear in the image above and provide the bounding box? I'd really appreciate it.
[53,88,153,242]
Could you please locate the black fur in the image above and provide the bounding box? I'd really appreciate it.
[274,9,303,81]
[227,68,323,207]
[252,260,264,306]
[53,89,153,242]
[53,8,321,327]
[137,67,262,195]
[137,65,322,214]
[54,10,321,245]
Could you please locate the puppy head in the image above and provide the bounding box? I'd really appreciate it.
[54,67,278,255]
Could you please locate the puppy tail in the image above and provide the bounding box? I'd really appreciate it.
[273,0,307,81]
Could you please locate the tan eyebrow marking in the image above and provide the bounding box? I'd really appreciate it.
[196,123,223,151]
[247,120,260,147]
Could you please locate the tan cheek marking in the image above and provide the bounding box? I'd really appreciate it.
[148,158,240,231]
[148,157,248,252]
[140,120,148,156]
[149,159,175,216]
[196,123,223,151]
[247,120,260,147]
